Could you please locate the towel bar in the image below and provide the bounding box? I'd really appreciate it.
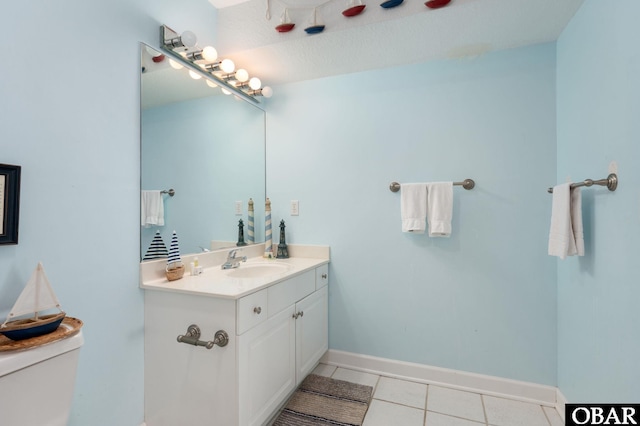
[547,173,617,193]
[389,179,475,193]
[177,324,229,349]
[161,188,175,197]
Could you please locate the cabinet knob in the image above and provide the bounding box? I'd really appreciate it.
[321,274,327,279]
[292,311,304,319]
[253,307,262,315]
[299,310,304,317]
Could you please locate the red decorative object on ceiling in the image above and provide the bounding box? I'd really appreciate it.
[342,4,366,16]
[425,0,451,9]
[270,0,452,34]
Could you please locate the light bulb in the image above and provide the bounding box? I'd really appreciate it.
[202,46,218,62]
[220,59,235,74]
[261,86,273,98]
[169,59,183,70]
[249,77,262,90]
[235,69,249,83]
[206,80,218,88]
[221,88,231,95]
[189,70,202,80]
[180,31,197,48]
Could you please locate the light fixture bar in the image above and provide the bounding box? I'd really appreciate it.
[159,25,264,104]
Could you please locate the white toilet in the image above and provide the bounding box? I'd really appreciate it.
[0,331,84,426]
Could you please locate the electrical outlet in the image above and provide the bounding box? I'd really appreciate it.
[290,200,299,216]
[235,201,243,215]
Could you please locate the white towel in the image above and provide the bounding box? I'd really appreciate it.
[141,190,165,227]
[401,183,427,233]
[426,182,453,237]
[548,183,584,259]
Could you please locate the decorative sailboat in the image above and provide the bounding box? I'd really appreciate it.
[0,262,66,341]
[342,0,366,17]
[165,230,185,281]
[275,8,295,33]
[143,230,168,261]
[304,8,325,35]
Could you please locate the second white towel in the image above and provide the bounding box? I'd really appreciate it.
[548,183,584,259]
[141,190,165,228]
[426,182,453,237]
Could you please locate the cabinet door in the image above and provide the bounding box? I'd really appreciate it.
[295,285,328,384]
[238,305,296,426]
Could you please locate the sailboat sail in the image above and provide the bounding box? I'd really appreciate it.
[167,230,182,268]
[2,262,63,326]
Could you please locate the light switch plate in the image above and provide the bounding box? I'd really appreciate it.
[290,200,299,216]
[235,201,243,215]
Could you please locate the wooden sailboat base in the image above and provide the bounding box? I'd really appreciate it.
[0,317,83,351]
[0,312,67,341]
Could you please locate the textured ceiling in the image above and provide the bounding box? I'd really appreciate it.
[212,0,585,86]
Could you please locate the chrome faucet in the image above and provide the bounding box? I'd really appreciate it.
[221,249,247,269]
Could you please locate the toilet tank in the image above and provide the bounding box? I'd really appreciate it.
[0,331,84,426]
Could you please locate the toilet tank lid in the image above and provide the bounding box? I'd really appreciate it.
[0,331,83,377]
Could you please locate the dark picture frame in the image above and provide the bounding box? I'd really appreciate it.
[0,164,21,245]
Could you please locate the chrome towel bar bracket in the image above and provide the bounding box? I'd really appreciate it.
[547,173,618,193]
[177,324,229,349]
[389,179,475,193]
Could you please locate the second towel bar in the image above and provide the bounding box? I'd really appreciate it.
[389,179,475,193]
[547,173,617,193]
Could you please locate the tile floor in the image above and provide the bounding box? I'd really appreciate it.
[311,363,564,426]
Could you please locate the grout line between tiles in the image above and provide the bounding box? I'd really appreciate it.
[540,404,552,426]
[423,384,429,426]
[481,393,489,425]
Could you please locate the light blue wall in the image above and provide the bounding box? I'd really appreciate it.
[556,0,640,402]
[0,1,218,425]
[266,44,558,385]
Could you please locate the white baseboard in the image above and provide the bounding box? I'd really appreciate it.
[321,349,558,406]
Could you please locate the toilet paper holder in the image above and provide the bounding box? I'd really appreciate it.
[177,324,229,349]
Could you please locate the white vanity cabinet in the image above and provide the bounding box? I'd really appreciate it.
[237,266,329,426]
[144,261,328,426]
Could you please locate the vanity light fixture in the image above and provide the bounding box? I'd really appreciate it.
[249,77,262,90]
[160,24,273,103]
[163,30,197,50]
[186,46,218,62]
[203,59,235,74]
[235,69,249,83]
[247,87,274,98]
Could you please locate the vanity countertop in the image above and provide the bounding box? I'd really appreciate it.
[140,244,329,300]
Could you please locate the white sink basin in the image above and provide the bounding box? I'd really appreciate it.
[225,262,292,279]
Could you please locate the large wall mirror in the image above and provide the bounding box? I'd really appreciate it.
[140,43,266,260]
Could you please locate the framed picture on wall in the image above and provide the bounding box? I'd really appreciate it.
[0,164,21,245]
